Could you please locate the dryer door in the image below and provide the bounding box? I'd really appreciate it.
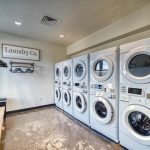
[91,56,113,81]
[55,87,61,102]
[74,92,87,113]
[93,97,113,124]
[74,61,86,81]
[55,66,61,80]
[122,47,150,83]
[122,105,150,145]
[63,89,71,106]
[63,65,71,80]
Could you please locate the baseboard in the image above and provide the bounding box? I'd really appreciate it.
[6,104,56,115]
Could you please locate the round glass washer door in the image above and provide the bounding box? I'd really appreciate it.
[122,105,150,145]
[55,67,61,80]
[74,92,87,113]
[74,61,86,81]
[123,47,150,83]
[91,56,113,81]
[55,87,61,102]
[63,90,71,106]
[93,97,113,124]
[63,65,71,80]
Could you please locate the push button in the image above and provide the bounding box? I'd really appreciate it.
[147,93,150,99]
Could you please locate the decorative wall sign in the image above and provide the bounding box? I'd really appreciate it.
[2,44,40,61]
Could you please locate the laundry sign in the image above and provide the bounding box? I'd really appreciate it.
[2,44,40,61]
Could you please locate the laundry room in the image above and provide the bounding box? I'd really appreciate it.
[0,1,150,150]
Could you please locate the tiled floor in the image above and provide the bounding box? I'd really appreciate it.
[0,107,124,150]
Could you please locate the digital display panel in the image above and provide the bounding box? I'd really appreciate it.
[128,88,142,95]
[75,83,80,86]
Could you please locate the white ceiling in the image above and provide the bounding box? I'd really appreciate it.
[0,0,149,46]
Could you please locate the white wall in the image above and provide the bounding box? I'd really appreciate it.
[67,4,150,55]
[0,32,67,112]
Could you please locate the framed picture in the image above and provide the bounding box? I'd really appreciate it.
[2,44,40,61]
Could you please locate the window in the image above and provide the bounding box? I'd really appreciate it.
[75,64,83,77]
[76,96,82,109]
[64,66,69,77]
[128,54,150,77]
[95,101,107,118]
[128,111,150,136]
[94,60,109,77]
[56,68,60,77]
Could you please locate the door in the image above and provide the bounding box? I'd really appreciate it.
[74,61,86,81]
[55,66,61,80]
[123,47,150,83]
[55,87,61,102]
[63,65,71,80]
[122,105,150,145]
[93,97,113,124]
[74,92,87,113]
[91,56,113,81]
[63,90,71,106]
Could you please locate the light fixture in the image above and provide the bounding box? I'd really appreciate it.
[60,34,64,38]
[14,21,22,26]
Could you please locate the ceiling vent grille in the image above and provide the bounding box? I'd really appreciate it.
[41,15,59,27]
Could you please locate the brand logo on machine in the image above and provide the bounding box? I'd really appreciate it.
[2,44,40,61]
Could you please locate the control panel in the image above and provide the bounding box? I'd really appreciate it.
[90,83,116,99]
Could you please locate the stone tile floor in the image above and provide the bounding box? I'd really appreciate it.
[0,107,124,150]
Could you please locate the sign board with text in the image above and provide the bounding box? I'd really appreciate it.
[2,44,40,61]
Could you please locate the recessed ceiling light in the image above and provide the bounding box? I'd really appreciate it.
[14,21,22,26]
[60,34,64,38]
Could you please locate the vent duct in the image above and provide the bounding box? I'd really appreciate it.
[41,15,60,27]
[0,60,7,68]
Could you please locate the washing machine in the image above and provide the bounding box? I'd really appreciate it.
[119,38,150,150]
[62,59,73,116]
[55,62,63,109]
[90,47,119,143]
[73,54,90,126]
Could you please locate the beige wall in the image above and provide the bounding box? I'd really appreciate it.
[70,29,150,57]
[0,32,67,111]
[67,4,150,55]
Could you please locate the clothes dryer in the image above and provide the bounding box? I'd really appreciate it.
[119,38,150,150]
[73,54,90,126]
[90,47,119,142]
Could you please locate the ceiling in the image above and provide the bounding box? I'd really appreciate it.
[0,0,149,46]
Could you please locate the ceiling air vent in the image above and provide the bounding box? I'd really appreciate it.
[40,15,60,27]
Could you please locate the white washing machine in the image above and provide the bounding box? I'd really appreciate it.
[62,59,73,116]
[90,47,119,143]
[55,62,63,109]
[73,54,90,126]
[119,38,150,150]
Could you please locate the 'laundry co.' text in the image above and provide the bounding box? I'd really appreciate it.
[2,44,40,61]
[4,47,37,56]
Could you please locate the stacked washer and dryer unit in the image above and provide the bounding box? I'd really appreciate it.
[90,47,119,142]
[72,54,90,126]
[55,62,63,109]
[62,59,74,116]
[119,38,150,150]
